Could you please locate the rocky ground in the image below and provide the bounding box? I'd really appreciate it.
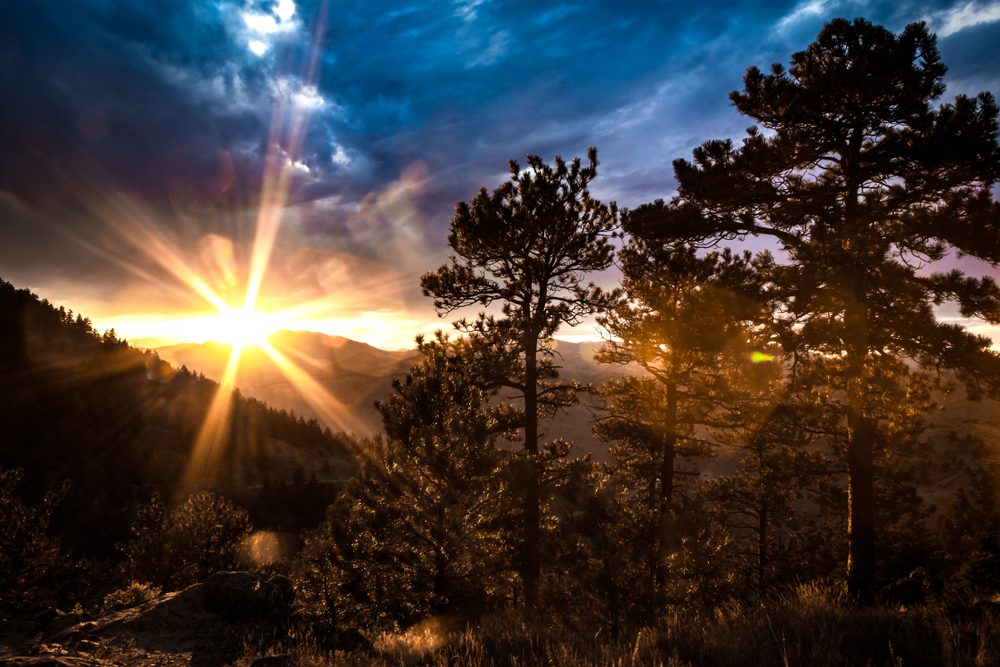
[0,573,301,667]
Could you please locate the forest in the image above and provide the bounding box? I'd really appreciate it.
[4,17,1000,667]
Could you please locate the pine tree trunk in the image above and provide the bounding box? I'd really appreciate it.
[843,132,875,604]
[758,495,768,601]
[845,295,875,603]
[652,382,678,604]
[523,340,540,611]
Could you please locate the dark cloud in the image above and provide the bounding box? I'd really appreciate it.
[1,0,998,342]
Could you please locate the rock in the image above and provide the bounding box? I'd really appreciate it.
[248,653,295,667]
[72,641,99,655]
[27,611,57,629]
[0,641,106,667]
[94,586,222,644]
[334,629,374,654]
[0,620,41,647]
[42,615,80,641]
[0,657,98,667]
[201,572,294,622]
[33,572,292,667]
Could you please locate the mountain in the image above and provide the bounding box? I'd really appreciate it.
[152,331,424,437]
[150,334,628,459]
[127,336,173,349]
[0,279,359,556]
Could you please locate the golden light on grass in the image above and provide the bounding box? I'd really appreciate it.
[375,617,448,666]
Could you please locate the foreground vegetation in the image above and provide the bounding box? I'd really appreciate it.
[233,586,1000,667]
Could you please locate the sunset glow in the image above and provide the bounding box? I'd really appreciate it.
[201,308,284,347]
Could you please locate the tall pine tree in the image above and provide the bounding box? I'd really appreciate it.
[627,18,1000,600]
[421,148,620,610]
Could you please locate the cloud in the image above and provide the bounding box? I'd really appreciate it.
[2,0,998,341]
[926,0,1000,36]
[776,0,836,31]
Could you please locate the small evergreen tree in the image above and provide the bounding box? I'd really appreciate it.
[421,148,620,609]
[295,335,518,626]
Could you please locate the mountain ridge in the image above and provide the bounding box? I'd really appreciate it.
[148,331,620,456]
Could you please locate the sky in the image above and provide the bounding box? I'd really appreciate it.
[1,0,999,349]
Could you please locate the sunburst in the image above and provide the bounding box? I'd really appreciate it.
[66,1,365,496]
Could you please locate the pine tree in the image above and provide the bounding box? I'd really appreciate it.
[373,334,519,615]
[295,335,519,626]
[421,148,620,610]
[627,18,1000,601]
[595,242,773,605]
[701,360,816,600]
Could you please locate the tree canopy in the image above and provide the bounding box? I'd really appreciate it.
[421,148,620,610]
[626,17,1000,600]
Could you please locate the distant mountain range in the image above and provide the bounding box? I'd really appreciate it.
[146,329,1000,498]
[0,279,360,556]
[147,332,625,458]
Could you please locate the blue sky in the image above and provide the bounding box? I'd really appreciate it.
[1,0,998,347]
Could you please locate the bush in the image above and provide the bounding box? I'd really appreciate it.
[101,581,162,613]
[118,490,252,591]
[0,468,73,617]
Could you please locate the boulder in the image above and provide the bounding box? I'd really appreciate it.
[248,653,294,667]
[201,572,293,622]
[17,572,294,667]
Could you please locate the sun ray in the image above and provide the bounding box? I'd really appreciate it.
[257,339,367,436]
[50,1,344,501]
[91,193,235,315]
[177,342,245,497]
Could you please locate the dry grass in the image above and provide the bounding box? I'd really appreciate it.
[232,586,1000,667]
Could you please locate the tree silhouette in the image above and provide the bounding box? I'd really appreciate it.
[296,336,518,625]
[595,242,773,606]
[627,18,1000,601]
[421,148,620,610]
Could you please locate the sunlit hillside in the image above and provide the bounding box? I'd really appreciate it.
[0,279,360,557]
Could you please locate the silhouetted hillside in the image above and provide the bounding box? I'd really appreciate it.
[0,279,359,557]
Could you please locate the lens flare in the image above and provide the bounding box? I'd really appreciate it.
[752,351,773,363]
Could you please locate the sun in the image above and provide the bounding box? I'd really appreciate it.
[206,307,280,347]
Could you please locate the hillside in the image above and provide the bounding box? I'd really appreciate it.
[0,279,360,557]
[152,331,423,437]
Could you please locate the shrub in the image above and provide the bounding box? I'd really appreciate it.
[119,490,252,591]
[0,468,73,617]
[101,581,162,613]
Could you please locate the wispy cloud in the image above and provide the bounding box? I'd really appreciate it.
[926,0,1000,37]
